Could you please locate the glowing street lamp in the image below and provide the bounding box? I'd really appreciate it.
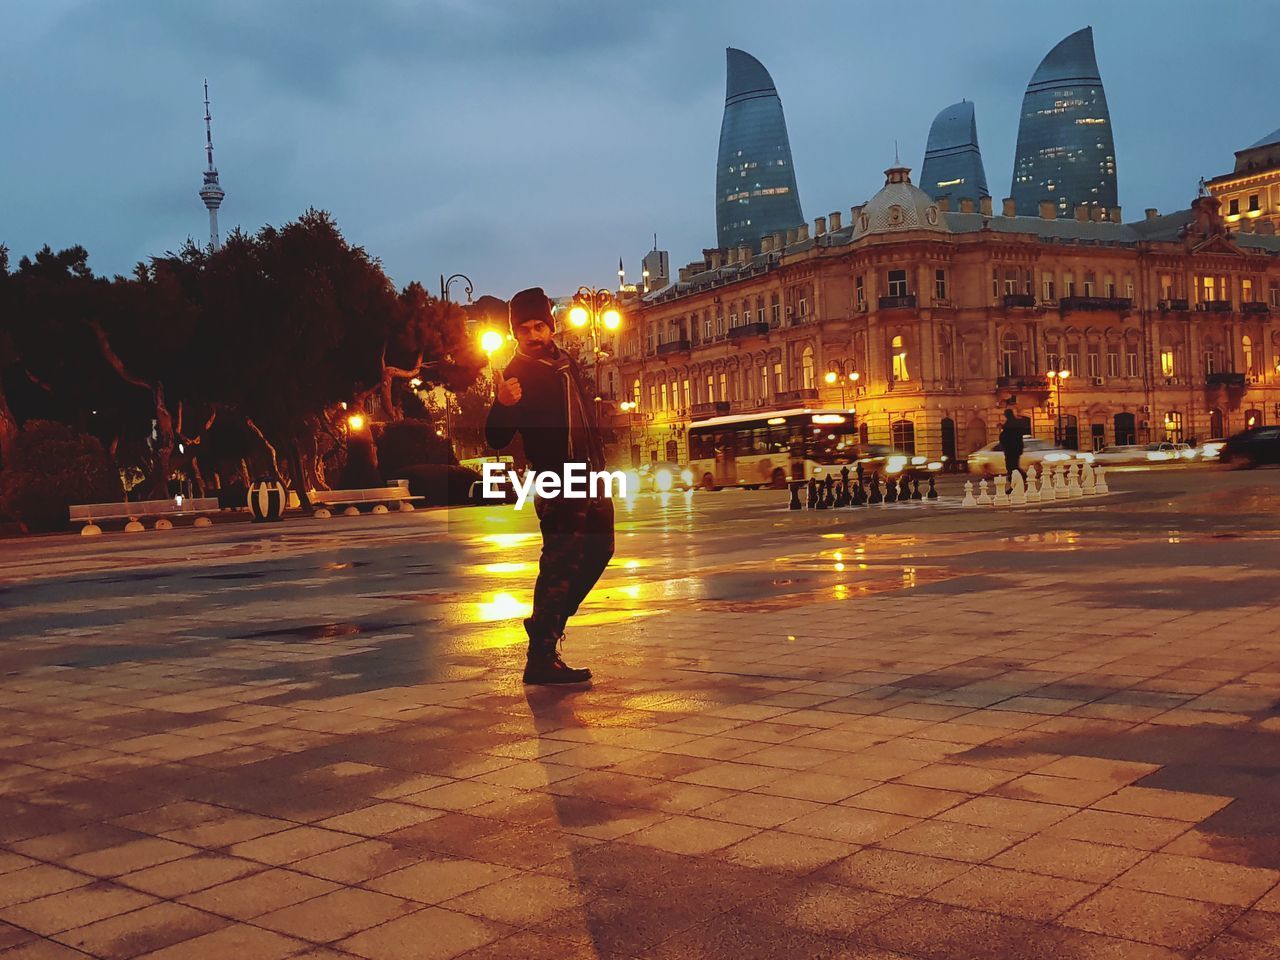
[347,413,366,431]
[824,360,861,407]
[569,285,624,407]
[1046,368,1071,445]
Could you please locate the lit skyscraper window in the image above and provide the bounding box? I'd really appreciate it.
[920,100,990,208]
[1010,27,1118,218]
[716,48,804,251]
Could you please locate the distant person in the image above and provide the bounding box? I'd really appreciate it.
[999,409,1025,484]
[485,288,612,686]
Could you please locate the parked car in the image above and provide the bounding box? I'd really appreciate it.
[966,438,1093,476]
[1218,426,1280,467]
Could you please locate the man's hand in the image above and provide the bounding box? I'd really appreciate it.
[496,376,522,406]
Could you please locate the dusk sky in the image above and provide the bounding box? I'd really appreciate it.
[3,1,1276,300]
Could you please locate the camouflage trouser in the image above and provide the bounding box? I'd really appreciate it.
[524,495,615,651]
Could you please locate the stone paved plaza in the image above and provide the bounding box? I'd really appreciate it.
[0,468,1278,959]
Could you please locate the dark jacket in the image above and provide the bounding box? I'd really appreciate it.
[485,348,606,473]
[999,418,1025,458]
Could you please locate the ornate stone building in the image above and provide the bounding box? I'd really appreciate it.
[609,166,1280,467]
[1206,127,1280,235]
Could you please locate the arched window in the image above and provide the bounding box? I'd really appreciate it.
[1001,332,1023,378]
[1209,408,1224,439]
[891,335,910,382]
[632,379,641,407]
[1243,336,1254,377]
[891,419,916,454]
[801,346,815,390]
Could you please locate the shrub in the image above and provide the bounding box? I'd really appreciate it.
[399,463,480,506]
[0,420,124,532]
[339,433,382,488]
[374,419,455,480]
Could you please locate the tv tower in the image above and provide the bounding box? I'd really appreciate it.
[199,80,225,251]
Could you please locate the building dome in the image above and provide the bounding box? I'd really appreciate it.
[852,166,947,239]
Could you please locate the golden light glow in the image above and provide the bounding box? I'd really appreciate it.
[849,371,861,382]
[569,305,589,327]
[824,371,837,384]
[480,533,537,548]
[347,413,366,430]
[475,592,531,622]
[482,562,528,574]
[480,330,504,354]
[812,414,846,424]
[602,308,622,330]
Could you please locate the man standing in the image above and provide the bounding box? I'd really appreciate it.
[999,409,1026,484]
[485,288,613,685]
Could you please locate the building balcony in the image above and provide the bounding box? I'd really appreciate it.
[727,321,770,341]
[1003,293,1036,309]
[691,401,731,418]
[1242,302,1271,315]
[1059,296,1132,313]
[1196,301,1233,313]
[774,388,820,406]
[996,375,1049,390]
[1205,372,1246,388]
[1159,299,1189,312]
[878,294,916,310]
[656,339,691,357]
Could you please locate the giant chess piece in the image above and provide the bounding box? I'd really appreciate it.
[977,478,992,505]
[898,475,912,503]
[869,474,884,504]
[856,462,865,488]
[817,474,832,510]
[1081,462,1097,495]
[1010,471,1027,507]
[1026,466,1042,504]
[808,477,819,509]
[1051,465,1067,499]
[837,466,851,507]
[927,476,938,500]
[1094,465,1110,495]
[993,475,1010,506]
[884,475,898,503]
[911,478,923,501]
[962,479,977,507]
[1067,463,1083,498]
[789,480,803,510]
[852,477,867,506]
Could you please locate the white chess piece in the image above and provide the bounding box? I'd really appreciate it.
[1010,471,1027,506]
[993,475,1010,506]
[1067,463,1083,497]
[977,478,992,505]
[1081,462,1097,495]
[1052,465,1068,497]
[962,479,976,507]
[1026,465,1042,503]
[1094,465,1110,495]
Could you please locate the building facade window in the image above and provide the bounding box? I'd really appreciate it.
[855,276,865,310]
[1088,352,1100,378]
[773,362,783,392]
[1001,332,1023,377]
[891,335,910,381]
[770,294,781,325]
[1243,336,1254,377]
[887,270,908,297]
[1107,351,1119,378]
[935,269,947,300]
[718,372,727,401]
[1204,350,1216,376]
[1064,273,1076,297]
[1164,411,1183,443]
[1043,276,1056,301]
[1160,349,1175,377]
[1127,350,1139,377]
[1066,350,1079,375]
[801,346,815,389]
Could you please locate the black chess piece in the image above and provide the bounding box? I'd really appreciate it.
[789,480,803,510]
[817,475,830,510]
[927,476,938,500]
[836,466,851,507]
[911,478,923,501]
[868,474,883,504]
[884,475,898,503]
[852,479,867,505]
[823,474,835,508]
[807,477,819,509]
[898,476,911,503]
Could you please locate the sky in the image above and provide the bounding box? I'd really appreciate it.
[2,0,1277,300]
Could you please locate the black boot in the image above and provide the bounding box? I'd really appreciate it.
[523,636,592,685]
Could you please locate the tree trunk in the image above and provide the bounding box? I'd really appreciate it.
[287,441,313,511]
[243,417,282,482]
[0,389,18,470]
[189,457,207,498]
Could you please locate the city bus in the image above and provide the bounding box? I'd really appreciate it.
[687,408,860,490]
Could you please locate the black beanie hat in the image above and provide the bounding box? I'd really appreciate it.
[509,287,555,334]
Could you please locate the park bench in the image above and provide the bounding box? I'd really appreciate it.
[70,496,222,535]
[307,480,418,515]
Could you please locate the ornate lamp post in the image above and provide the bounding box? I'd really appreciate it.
[479,329,506,400]
[823,360,861,408]
[440,273,473,303]
[1046,367,1071,445]
[567,286,623,405]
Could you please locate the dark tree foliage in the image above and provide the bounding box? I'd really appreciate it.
[0,211,483,510]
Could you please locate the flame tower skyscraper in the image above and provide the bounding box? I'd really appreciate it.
[715,48,804,252]
[199,80,225,251]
